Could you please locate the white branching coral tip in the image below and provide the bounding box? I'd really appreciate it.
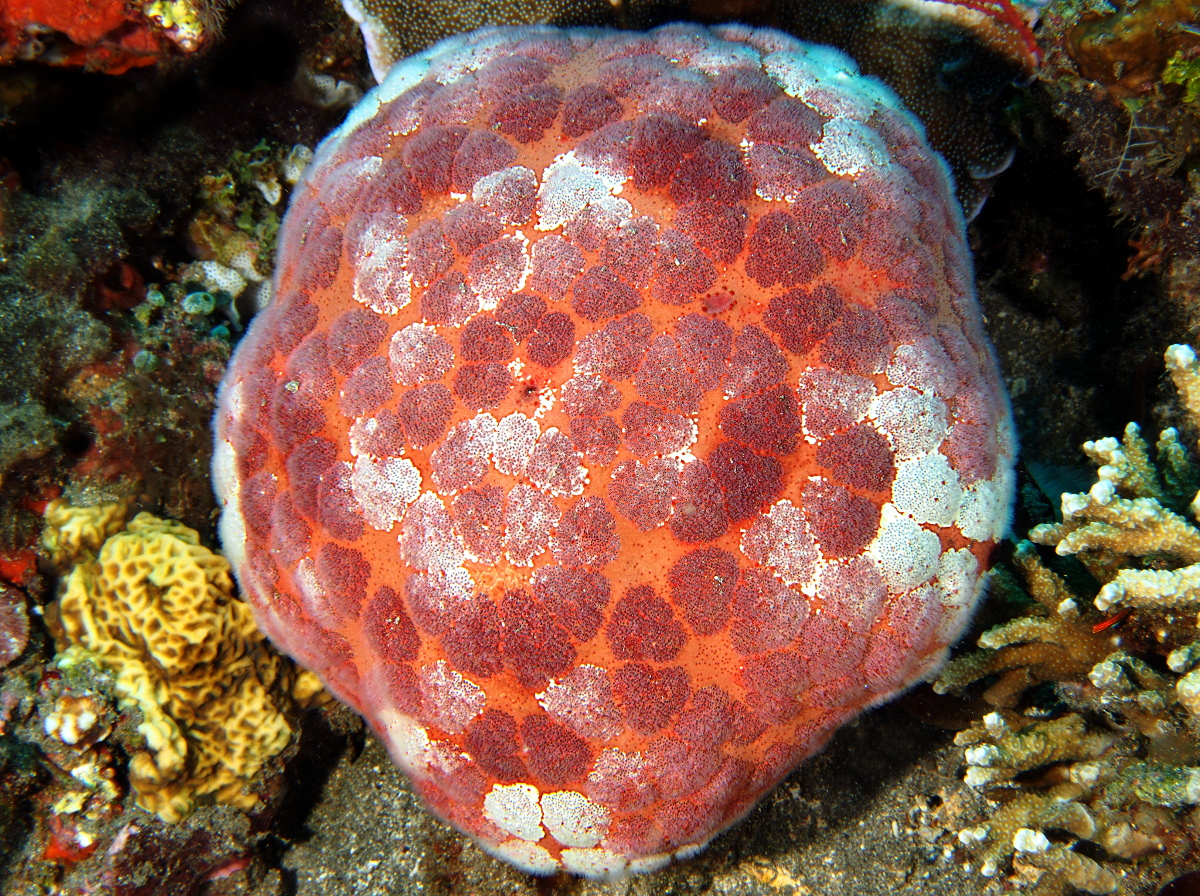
[1089,659,1131,692]
[1095,581,1125,612]
[965,744,1002,767]
[1013,828,1051,854]
[1167,344,1200,420]
[1165,343,1197,370]
[1177,669,1200,715]
[959,826,989,847]
[1089,479,1116,504]
[983,711,1009,736]
[1070,762,1102,786]
[1061,492,1090,519]
[964,767,1001,787]
[1167,641,1200,673]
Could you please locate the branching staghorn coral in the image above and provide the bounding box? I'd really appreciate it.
[936,344,1200,894]
[1030,344,1200,718]
[935,541,1117,708]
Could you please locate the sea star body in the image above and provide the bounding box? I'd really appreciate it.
[213,22,1015,878]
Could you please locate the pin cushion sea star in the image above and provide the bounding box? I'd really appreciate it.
[213,22,1015,878]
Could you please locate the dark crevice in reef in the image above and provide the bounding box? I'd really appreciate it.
[971,84,1184,469]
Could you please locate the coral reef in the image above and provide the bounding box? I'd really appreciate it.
[1035,0,1200,337]
[0,0,1195,890]
[0,5,377,888]
[44,500,322,823]
[182,140,315,326]
[1065,0,1199,99]
[214,20,1015,878]
[0,608,316,895]
[936,343,1200,894]
[0,0,361,555]
[0,143,217,549]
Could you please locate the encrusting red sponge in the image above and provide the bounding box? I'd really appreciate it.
[213,22,1015,879]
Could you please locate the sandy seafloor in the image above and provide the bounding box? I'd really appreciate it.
[1,0,1198,893]
[284,703,993,896]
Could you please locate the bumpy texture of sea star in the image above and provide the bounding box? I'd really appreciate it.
[213,23,1015,879]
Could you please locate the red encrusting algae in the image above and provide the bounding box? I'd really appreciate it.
[0,0,204,74]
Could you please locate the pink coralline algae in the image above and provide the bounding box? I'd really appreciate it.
[212,23,1016,878]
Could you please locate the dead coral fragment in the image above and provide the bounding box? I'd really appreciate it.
[46,502,320,822]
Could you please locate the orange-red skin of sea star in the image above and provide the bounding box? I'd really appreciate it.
[214,23,1015,878]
